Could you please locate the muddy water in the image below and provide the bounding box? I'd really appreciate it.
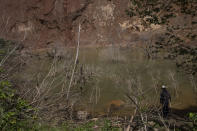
[15,46,197,116]
[78,46,197,114]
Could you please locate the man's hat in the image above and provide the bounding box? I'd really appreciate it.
[162,85,167,88]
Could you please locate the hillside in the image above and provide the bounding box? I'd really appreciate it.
[0,0,197,130]
[0,0,134,48]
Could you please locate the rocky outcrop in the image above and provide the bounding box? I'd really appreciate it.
[0,0,90,48]
[0,0,165,50]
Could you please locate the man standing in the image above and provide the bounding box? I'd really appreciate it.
[160,85,171,118]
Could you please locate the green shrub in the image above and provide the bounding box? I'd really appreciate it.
[189,112,197,123]
[0,80,36,130]
[101,119,120,131]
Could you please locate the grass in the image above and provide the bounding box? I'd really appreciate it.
[32,119,122,131]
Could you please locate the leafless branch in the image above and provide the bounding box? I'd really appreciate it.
[66,24,81,100]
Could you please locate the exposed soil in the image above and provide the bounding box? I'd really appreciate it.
[0,0,138,49]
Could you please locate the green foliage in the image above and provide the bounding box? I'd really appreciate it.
[101,119,120,131]
[188,112,197,131]
[0,80,36,130]
[35,120,122,131]
[64,121,95,131]
[189,112,197,123]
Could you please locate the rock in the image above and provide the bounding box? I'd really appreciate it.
[153,128,159,131]
[0,0,134,48]
[148,121,155,126]
[91,118,99,121]
[93,125,99,129]
[77,111,88,120]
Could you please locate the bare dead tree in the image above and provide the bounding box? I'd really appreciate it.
[0,44,19,67]
[124,75,150,131]
[66,24,81,100]
[150,72,159,95]
[168,70,179,98]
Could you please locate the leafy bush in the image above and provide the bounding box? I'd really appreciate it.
[101,119,120,131]
[189,112,197,123]
[0,80,36,130]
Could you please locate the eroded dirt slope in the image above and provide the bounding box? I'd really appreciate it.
[1,0,148,49]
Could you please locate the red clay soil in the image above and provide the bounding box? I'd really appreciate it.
[1,0,196,50]
[0,0,133,49]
